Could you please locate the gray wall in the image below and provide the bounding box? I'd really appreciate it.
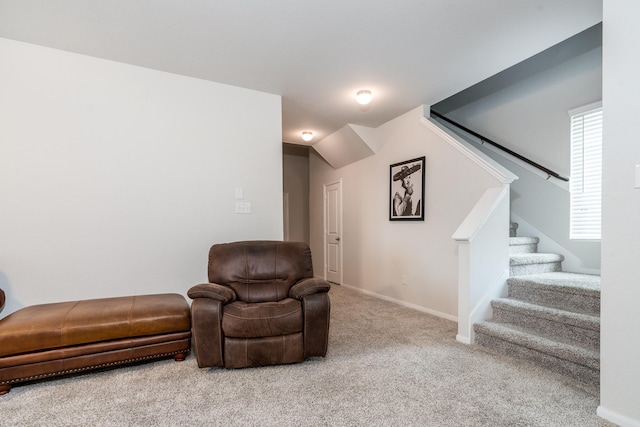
[442,37,602,272]
[283,144,310,244]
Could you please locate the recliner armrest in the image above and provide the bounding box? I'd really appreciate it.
[188,283,236,304]
[289,278,331,300]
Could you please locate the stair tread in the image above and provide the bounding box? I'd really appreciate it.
[510,253,564,265]
[492,298,600,331]
[509,236,539,245]
[508,272,600,296]
[481,233,600,386]
[474,321,599,369]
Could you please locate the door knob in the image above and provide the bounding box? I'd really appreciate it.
[335,237,340,241]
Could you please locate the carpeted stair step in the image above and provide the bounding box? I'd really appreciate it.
[491,298,599,349]
[508,272,600,316]
[509,236,539,254]
[474,321,599,390]
[509,253,563,276]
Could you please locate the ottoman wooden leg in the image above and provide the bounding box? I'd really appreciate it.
[173,352,188,362]
[0,384,10,396]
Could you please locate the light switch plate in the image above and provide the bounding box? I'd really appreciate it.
[235,201,251,214]
[635,164,640,189]
[235,187,244,199]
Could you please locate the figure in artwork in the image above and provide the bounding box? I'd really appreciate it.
[392,163,421,217]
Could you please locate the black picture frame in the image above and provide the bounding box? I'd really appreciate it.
[389,156,425,221]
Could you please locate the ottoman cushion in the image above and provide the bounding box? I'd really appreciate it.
[1,292,191,395]
[0,294,190,358]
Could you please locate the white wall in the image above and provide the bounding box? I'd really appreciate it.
[599,1,640,425]
[0,38,283,315]
[309,107,502,318]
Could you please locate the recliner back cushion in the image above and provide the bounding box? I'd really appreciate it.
[208,241,314,302]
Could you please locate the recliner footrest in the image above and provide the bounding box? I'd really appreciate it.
[224,333,304,368]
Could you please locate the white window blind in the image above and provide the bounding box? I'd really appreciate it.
[569,102,602,240]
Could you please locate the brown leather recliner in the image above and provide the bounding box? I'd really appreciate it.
[188,241,330,369]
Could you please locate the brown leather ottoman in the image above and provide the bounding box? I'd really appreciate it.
[0,293,191,395]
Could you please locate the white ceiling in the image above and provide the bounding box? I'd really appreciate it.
[0,1,602,145]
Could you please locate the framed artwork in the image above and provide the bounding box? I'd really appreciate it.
[389,156,425,221]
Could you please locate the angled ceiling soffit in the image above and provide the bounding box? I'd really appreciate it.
[312,124,379,169]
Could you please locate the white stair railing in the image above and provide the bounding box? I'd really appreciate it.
[453,185,511,344]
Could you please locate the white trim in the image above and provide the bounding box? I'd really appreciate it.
[568,100,602,116]
[420,115,517,185]
[456,335,472,344]
[597,405,640,427]
[452,186,508,242]
[339,282,458,322]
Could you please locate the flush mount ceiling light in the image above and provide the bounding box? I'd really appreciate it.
[301,131,313,142]
[356,89,372,105]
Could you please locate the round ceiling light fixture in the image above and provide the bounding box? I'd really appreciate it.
[301,131,314,142]
[356,89,373,105]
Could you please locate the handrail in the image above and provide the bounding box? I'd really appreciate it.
[430,110,569,182]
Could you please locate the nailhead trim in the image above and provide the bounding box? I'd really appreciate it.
[0,349,189,386]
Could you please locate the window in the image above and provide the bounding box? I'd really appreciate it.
[569,102,602,240]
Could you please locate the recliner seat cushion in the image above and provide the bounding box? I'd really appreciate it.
[222,298,303,338]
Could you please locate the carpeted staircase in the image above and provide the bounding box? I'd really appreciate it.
[473,223,601,393]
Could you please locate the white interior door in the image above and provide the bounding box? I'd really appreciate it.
[324,181,342,284]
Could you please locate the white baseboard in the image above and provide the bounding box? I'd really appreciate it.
[597,405,640,427]
[456,334,472,344]
[339,282,457,322]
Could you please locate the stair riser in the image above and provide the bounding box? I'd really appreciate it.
[475,331,599,393]
[509,244,538,254]
[510,262,561,276]
[508,284,600,316]
[492,307,600,349]
[485,227,601,391]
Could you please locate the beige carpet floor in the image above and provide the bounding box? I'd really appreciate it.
[0,285,612,426]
